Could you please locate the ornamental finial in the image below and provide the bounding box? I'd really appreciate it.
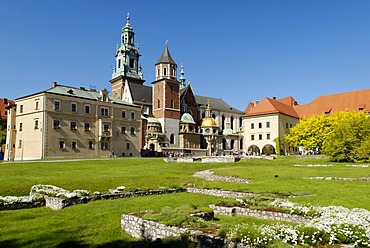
[126,12,130,24]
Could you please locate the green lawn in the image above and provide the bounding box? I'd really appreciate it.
[0,156,369,247]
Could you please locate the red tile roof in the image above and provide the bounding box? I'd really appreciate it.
[294,89,370,117]
[244,97,299,118]
[243,89,370,119]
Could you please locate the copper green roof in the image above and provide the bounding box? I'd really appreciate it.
[180,113,195,124]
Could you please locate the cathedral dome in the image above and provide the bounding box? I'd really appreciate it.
[201,117,218,128]
[181,113,195,124]
[222,127,235,136]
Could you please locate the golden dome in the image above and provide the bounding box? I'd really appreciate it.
[201,117,219,128]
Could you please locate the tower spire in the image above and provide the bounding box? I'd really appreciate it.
[126,12,130,24]
[179,63,186,89]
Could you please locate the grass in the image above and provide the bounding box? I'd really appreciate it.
[0,156,369,247]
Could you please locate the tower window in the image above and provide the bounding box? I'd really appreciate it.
[129,58,134,68]
[20,105,23,113]
[164,68,167,76]
[171,100,174,108]
[170,134,175,144]
[118,59,121,68]
[157,69,160,77]
[157,99,160,108]
[19,123,23,131]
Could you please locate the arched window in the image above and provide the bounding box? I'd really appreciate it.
[164,68,167,76]
[231,139,235,150]
[170,133,175,144]
[222,138,226,150]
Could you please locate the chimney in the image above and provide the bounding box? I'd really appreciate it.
[253,99,259,107]
[272,96,276,100]
[52,82,58,88]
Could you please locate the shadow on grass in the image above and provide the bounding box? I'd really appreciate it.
[0,238,194,248]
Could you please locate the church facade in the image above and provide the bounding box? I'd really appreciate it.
[109,15,245,156]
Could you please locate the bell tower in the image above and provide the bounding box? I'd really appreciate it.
[152,42,180,147]
[110,13,144,99]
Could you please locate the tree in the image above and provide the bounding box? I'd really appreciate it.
[285,115,331,152]
[285,111,370,162]
[322,111,370,162]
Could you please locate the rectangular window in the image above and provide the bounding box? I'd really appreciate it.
[121,126,126,134]
[290,124,293,128]
[101,142,109,150]
[131,112,135,119]
[72,141,78,150]
[101,107,109,117]
[18,140,22,148]
[103,123,110,132]
[59,140,65,149]
[53,120,60,129]
[259,134,262,140]
[71,103,77,112]
[286,123,289,129]
[121,110,126,118]
[20,105,23,113]
[85,105,90,114]
[34,120,39,129]
[126,142,130,149]
[88,140,94,149]
[130,127,135,135]
[54,101,60,111]
[251,123,254,129]
[19,123,23,131]
[70,121,77,130]
[251,134,254,141]
[258,122,262,128]
[84,122,90,131]
[35,101,39,110]
[267,133,271,140]
[266,122,270,128]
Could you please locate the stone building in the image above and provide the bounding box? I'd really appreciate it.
[243,89,370,155]
[110,15,244,156]
[4,83,141,160]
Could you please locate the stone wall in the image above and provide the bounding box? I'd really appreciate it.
[121,214,230,248]
[187,188,258,198]
[210,204,309,224]
[45,188,186,210]
[0,201,44,211]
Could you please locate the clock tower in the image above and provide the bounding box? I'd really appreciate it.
[110,13,144,99]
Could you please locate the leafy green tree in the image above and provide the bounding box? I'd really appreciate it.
[285,111,370,162]
[322,111,370,162]
[285,115,331,152]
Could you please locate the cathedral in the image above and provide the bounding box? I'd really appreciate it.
[110,14,244,156]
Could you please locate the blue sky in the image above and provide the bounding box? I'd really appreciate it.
[1,1,370,111]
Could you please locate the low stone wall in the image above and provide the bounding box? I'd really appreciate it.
[165,156,240,163]
[187,188,258,198]
[192,170,250,184]
[121,214,230,248]
[0,201,44,211]
[304,177,370,181]
[45,188,186,210]
[210,205,309,224]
